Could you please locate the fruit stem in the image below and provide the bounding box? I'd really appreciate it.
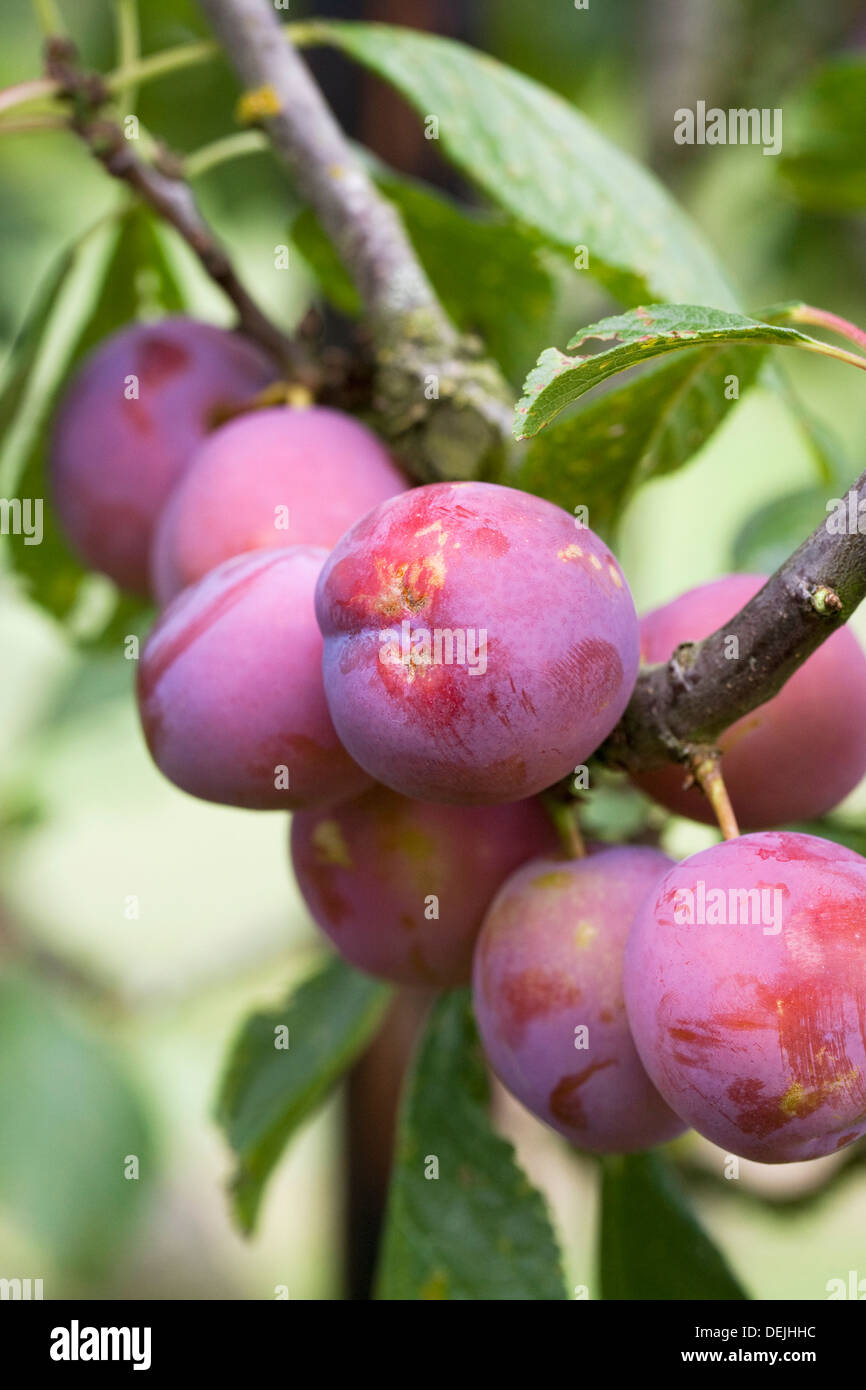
[688,749,740,841]
[541,794,587,859]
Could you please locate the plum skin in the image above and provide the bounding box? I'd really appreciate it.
[633,573,866,829]
[291,786,559,987]
[472,845,687,1153]
[315,481,640,805]
[624,830,866,1163]
[150,406,409,604]
[50,317,276,595]
[137,546,372,811]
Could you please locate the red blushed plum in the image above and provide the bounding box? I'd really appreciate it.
[315,482,640,805]
[137,546,371,811]
[633,574,866,829]
[290,786,559,986]
[150,406,409,604]
[472,846,686,1153]
[50,317,276,595]
[624,831,866,1163]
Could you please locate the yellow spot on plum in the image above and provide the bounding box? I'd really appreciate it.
[574,919,598,949]
[557,544,583,561]
[589,554,602,570]
[780,1069,860,1117]
[311,820,352,869]
[608,564,623,587]
[531,870,573,890]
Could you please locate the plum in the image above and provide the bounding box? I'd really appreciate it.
[633,573,866,829]
[150,406,409,604]
[137,546,371,810]
[291,786,559,986]
[624,830,866,1162]
[315,481,640,805]
[473,845,686,1152]
[50,317,276,595]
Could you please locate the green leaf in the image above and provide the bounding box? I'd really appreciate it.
[377,990,567,1301]
[300,20,737,308]
[2,205,185,646]
[296,172,556,384]
[0,250,78,448]
[515,304,832,440]
[600,1151,748,1300]
[779,57,866,212]
[513,342,765,531]
[731,485,834,574]
[0,974,153,1275]
[216,956,391,1235]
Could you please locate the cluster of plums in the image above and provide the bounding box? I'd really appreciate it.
[51,315,866,1165]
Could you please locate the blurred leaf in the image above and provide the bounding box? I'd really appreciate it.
[0,250,78,446]
[578,774,657,844]
[0,974,152,1275]
[513,343,765,531]
[731,486,833,574]
[779,57,866,212]
[296,173,556,384]
[216,956,391,1235]
[600,1152,748,1300]
[301,21,738,308]
[2,206,183,647]
[377,990,567,1301]
[775,379,850,488]
[515,304,827,439]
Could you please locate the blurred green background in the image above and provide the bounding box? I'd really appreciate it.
[1,0,866,1300]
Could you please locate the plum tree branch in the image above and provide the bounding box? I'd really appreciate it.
[197,0,513,482]
[44,38,312,379]
[601,466,866,773]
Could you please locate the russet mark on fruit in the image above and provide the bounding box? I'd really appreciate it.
[472,845,687,1153]
[290,784,559,986]
[50,317,276,596]
[150,405,409,604]
[315,481,640,805]
[137,545,371,811]
[624,830,866,1162]
[633,573,866,828]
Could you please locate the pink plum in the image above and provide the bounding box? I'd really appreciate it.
[633,573,866,829]
[315,481,640,805]
[137,546,371,810]
[624,831,866,1162]
[50,317,276,594]
[473,845,686,1152]
[291,786,559,986]
[150,405,409,604]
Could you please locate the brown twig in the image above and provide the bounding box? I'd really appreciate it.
[602,466,866,774]
[45,37,312,380]
[196,0,513,482]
